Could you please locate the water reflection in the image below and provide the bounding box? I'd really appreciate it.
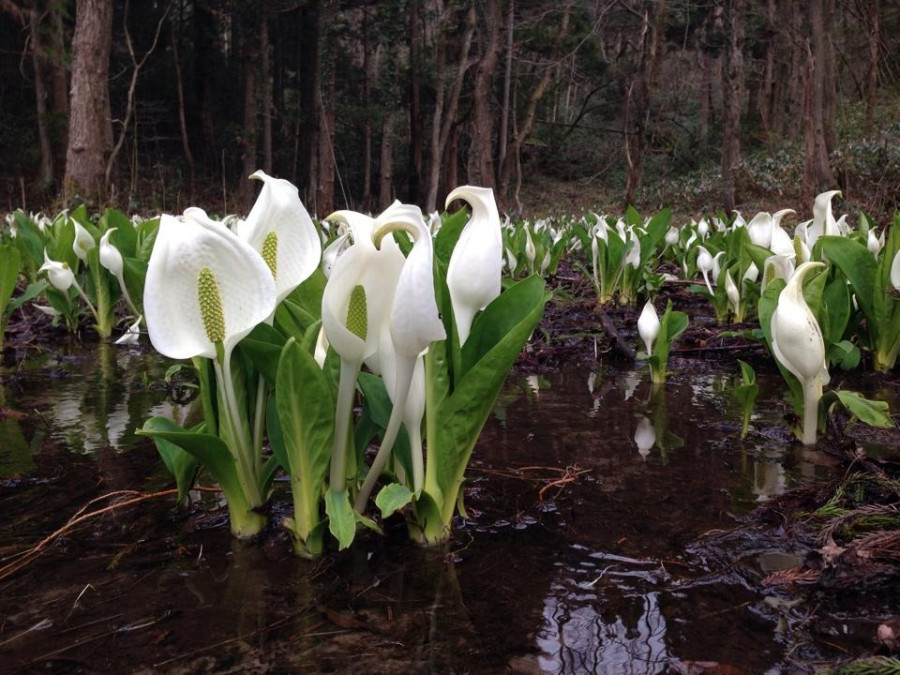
[539,588,670,673]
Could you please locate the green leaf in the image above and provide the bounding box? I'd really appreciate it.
[275,298,318,342]
[831,391,895,428]
[375,483,415,519]
[324,488,356,550]
[821,275,851,345]
[461,275,549,378]
[138,416,244,500]
[433,208,469,265]
[821,237,877,331]
[429,276,548,522]
[241,323,287,385]
[6,280,46,315]
[152,434,199,503]
[277,338,334,542]
[0,243,21,316]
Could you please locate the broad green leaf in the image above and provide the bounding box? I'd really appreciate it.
[138,416,244,499]
[433,208,469,265]
[241,323,287,385]
[356,372,412,480]
[375,483,415,519]
[277,339,334,541]
[821,275,851,345]
[832,391,895,428]
[275,298,318,342]
[7,280,46,315]
[324,488,356,550]
[821,237,877,328]
[152,433,199,503]
[461,275,550,378]
[0,243,20,315]
[743,243,775,275]
[429,277,547,521]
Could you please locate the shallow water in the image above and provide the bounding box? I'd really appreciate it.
[0,342,890,672]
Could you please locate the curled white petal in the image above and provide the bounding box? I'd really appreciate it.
[144,210,277,360]
[637,300,660,356]
[99,229,124,277]
[446,185,503,345]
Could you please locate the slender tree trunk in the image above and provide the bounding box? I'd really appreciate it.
[805,0,835,193]
[821,0,837,153]
[30,6,55,189]
[316,66,335,214]
[296,0,320,203]
[863,0,880,134]
[260,16,273,174]
[425,3,475,213]
[469,0,503,188]
[65,0,113,204]
[499,4,571,199]
[497,0,514,183]
[240,19,259,211]
[379,110,396,209]
[361,10,372,211]
[759,0,776,142]
[721,0,745,213]
[407,0,422,202]
[171,22,195,196]
[624,0,668,209]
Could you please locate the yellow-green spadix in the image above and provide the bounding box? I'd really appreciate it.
[144,209,277,361]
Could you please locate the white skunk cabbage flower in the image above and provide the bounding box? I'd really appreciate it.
[240,170,321,306]
[891,249,900,291]
[525,228,536,269]
[868,228,885,257]
[355,205,446,506]
[72,221,96,263]
[144,209,276,361]
[771,261,829,445]
[725,270,740,318]
[40,250,75,291]
[732,211,746,229]
[637,300,660,356]
[770,209,795,256]
[445,186,502,345]
[99,228,141,318]
[743,262,760,285]
[807,190,841,248]
[747,212,773,249]
[761,254,796,295]
[664,226,679,247]
[625,232,641,268]
[697,245,714,294]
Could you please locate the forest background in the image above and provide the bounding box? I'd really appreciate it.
[1,0,898,222]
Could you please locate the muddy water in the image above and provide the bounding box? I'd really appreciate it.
[0,343,883,673]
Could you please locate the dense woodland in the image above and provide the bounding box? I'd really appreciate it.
[1,0,898,218]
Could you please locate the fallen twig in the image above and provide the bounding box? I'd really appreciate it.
[0,487,219,582]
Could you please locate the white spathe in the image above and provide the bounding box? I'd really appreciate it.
[144,210,277,360]
[638,300,660,356]
[770,261,829,445]
[240,170,322,304]
[445,185,503,345]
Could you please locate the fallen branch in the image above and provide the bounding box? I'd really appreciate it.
[0,487,217,581]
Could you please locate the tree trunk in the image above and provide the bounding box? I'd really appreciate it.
[623,0,668,209]
[759,0,776,142]
[260,16,273,174]
[805,0,834,193]
[361,10,372,211]
[821,0,837,153]
[499,4,571,200]
[469,0,503,188]
[65,0,113,204]
[720,0,745,213]
[379,110,396,209]
[295,0,320,202]
[407,0,423,203]
[425,3,475,213]
[240,19,259,211]
[316,66,335,215]
[497,0,514,184]
[171,21,195,196]
[863,0,880,134]
[30,5,55,189]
